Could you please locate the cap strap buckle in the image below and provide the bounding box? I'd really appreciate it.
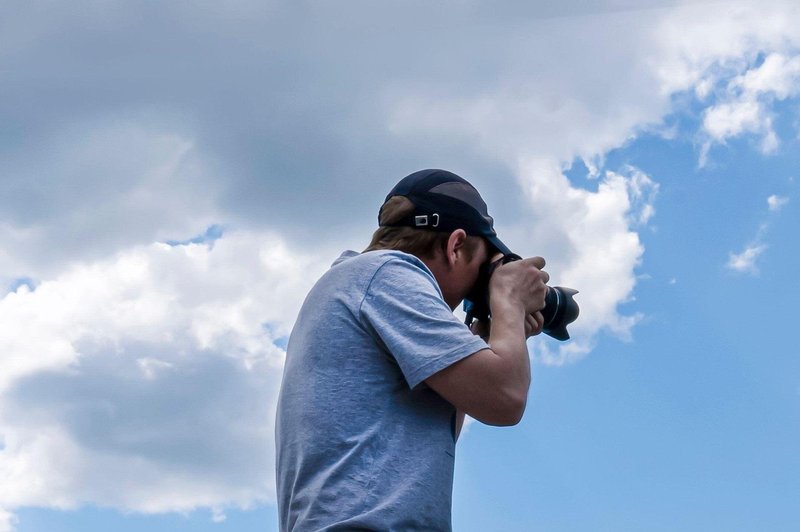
[414,213,440,228]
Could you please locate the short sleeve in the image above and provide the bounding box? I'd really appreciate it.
[359,257,489,389]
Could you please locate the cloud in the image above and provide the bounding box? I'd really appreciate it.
[1,0,800,524]
[0,509,16,532]
[727,243,767,274]
[511,161,657,365]
[699,51,800,162]
[767,194,789,212]
[726,193,789,274]
[0,2,796,285]
[0,232,328,519]
[643,3,800,165]
[703,99,768,143]
[1,1,798,263]
[0,120,223,286]
[737,53,800,99]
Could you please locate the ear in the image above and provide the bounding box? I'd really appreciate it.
[445,229,469,267]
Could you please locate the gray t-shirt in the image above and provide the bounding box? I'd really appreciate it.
[275,250,489,531]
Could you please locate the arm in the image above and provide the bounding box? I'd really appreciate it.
[454,411,466,440]
[426,257,549,426]
[453,312,542,437]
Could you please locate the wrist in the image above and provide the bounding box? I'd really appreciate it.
[489,294,526,318]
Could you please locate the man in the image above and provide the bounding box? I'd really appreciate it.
[275,169,549,531]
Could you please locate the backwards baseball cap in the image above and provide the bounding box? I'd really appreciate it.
[381,169,512,256]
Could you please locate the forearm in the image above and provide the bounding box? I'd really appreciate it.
[486,299,532,404]
[469,301,532,406]
[463,314,529,425]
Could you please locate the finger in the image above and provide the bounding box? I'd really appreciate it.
[534,311,544,330]
[539,270,550,285]
[524,314,536,337]
[528,256,546,269]
[531,312,544,335]
[525,312,543,337]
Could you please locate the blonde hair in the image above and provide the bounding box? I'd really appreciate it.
[364,196,482,260]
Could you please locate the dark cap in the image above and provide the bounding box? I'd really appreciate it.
[381,169,512,256]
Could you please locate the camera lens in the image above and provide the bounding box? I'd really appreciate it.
[541,286,580,341]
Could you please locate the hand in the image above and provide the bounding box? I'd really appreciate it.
[525,311,545,337]
[469,319,491,340]
[489,256,550,317]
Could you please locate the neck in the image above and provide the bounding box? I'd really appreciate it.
[420,255,459,310]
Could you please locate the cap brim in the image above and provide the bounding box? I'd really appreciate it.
[486,234,513,257]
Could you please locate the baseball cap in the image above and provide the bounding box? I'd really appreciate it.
[381,169,512,256]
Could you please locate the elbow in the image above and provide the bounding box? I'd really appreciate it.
[480,388,528,427]
[496,393,527,426]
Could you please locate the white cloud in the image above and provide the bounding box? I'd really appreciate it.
[0,1,797,270]
[508,160,656,365]
[0,509,16,532]
[384,2,800,170]
[652,2,799,92]
[727,243,767,274]
[0,120,223,285]
[0,231,329,519]
[700,98,776,163]
[703,99,766,142]
[645,2,800,165]
[726,193,789,274]
[1,0,800,523]
[694,77,715,100]
[212,508,227,523]
[767,194,789,212]
[737,53,800,99]
[697,49,800,161]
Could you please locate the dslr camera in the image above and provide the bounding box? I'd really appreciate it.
[464,253,579,341]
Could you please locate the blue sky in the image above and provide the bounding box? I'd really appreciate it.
[1,1,799,531]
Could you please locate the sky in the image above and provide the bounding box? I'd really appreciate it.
[1,0,799,530]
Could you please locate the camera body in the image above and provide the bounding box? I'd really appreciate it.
[463,253,579,341]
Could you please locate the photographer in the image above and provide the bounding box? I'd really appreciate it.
[275,169,549,531]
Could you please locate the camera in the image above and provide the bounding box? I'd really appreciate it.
[464,253,579,341]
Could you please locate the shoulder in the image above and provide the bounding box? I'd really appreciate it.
[356,250,439,294]
[335,250,435,285]
[340,249,428,271]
